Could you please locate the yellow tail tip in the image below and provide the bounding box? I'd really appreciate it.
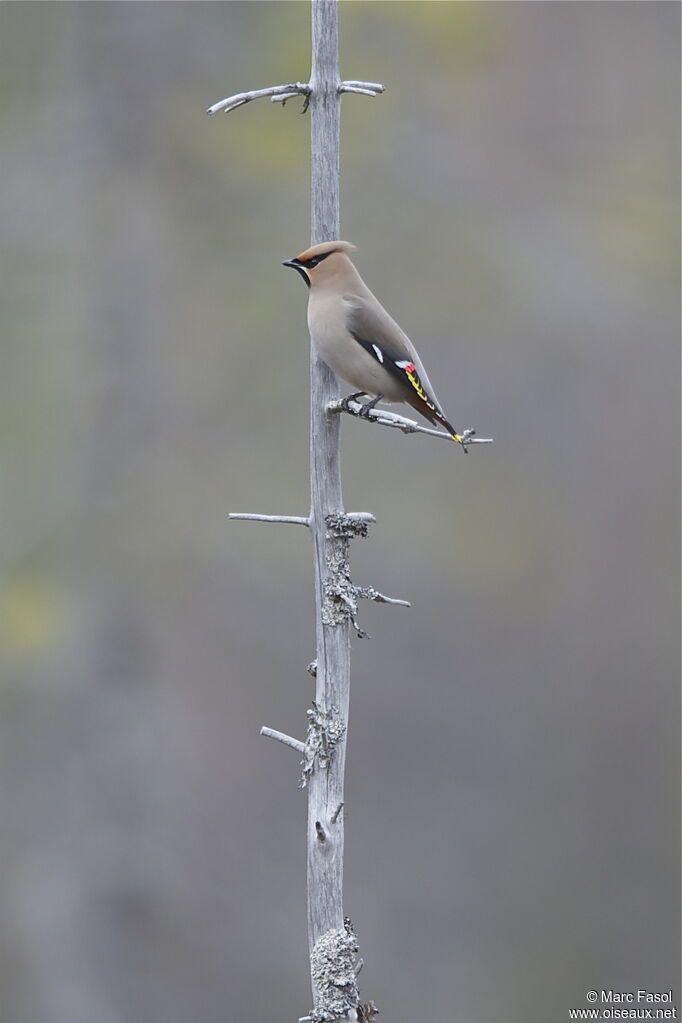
[452,433,468,451]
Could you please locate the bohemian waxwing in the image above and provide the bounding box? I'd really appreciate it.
[282,240,466,448]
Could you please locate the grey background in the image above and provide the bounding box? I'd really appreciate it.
[0,3,679,1022]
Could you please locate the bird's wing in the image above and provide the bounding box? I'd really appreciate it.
[342,293,447,418]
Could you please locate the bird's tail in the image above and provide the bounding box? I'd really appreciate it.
[442,420,467,451]
[406,395,467,451]
[398,365,466,450]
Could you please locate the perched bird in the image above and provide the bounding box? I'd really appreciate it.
[282,240,466,448]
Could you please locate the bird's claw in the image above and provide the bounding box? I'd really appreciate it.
[340,392,367,414]
[458,428,476,453]
[358,394,383,420]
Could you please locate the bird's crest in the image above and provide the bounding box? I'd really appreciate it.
[293,240,356,262]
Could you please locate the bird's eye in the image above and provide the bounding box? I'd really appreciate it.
[306,257,321,269]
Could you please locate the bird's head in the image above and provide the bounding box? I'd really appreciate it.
[282,240,356,288]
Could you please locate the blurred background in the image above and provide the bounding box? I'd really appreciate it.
[0,3,679,1022]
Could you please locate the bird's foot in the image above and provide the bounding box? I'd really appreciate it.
[456,428,476,452]
[358,394,384,419]
[340,392,367,414]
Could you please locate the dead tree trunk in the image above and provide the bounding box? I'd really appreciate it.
[209,4,384,1018]
[307,0,348,953]
[209,3,488,1019]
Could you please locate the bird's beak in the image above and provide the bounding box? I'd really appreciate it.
[282,258,311,287]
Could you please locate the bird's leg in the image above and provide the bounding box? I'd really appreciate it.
[358,394,384,419]
[340,391,367,413]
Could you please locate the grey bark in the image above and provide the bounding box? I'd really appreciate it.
[209,2,388,1017]
[306,0,349,963]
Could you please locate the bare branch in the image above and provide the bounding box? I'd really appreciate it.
[207,82,311,115]
[328,398,494,448]
[229,513,310,526]
[339,85,382,97]
[260,727,306,755]
[272,91,304,105]
[339,80,385,96]
[356,586,411,608]
[207,79,382,116]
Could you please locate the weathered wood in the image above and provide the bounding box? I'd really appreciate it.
[209,3,388,1015]
[307,0,348,965]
